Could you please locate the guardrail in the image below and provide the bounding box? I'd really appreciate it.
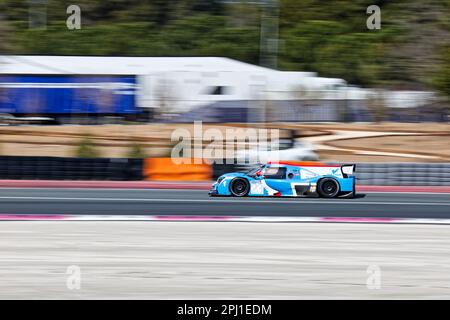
[0,156,449,185]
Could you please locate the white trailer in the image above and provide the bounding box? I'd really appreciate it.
[1,55,349,115]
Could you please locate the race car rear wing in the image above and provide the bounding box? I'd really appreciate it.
[341,164,356,177]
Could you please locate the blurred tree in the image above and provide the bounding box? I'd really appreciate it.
[0,0,448,90]
[432,45,450,100]
[0,13,15,53]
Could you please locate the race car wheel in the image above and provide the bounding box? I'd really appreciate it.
[230,178,250,197]
[317,178,340,198]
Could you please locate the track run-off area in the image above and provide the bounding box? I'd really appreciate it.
[1,221,450,299]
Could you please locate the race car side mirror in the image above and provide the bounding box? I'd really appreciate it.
[255,171,265,179]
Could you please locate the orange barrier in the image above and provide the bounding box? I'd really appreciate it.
[143,158,212,181]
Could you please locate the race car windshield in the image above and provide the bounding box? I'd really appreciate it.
[246,165,264,176]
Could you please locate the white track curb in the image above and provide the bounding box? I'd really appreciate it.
[0,214,449,224]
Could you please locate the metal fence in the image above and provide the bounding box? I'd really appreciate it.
[169,100,449,123]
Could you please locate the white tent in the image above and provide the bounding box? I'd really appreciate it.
[0,55,277,75]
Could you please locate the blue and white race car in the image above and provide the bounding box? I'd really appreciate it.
[209,161,356,198]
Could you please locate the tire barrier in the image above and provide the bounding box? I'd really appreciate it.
[211,162,251,180]
[0,156,449,185]
[0,156,143,181]
[143,158,212,181]
[355,163,450,186]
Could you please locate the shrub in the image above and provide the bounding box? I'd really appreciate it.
[75,135,101,158]
[127,142,147,158]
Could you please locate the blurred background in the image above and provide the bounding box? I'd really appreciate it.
[1,1,449,301]
[0,0,449,165]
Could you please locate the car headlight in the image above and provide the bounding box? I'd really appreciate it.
[217,176,225,184]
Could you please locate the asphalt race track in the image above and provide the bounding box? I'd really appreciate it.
[0,188,449,218]
[1,188,450,299]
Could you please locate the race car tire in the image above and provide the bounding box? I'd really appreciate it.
[229,178,250,197]
[317,178,340,198]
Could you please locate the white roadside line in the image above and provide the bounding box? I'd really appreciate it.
[1,214,450,225]
[0,196,448,206]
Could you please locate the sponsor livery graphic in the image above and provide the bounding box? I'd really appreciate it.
[209,161,356,198]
